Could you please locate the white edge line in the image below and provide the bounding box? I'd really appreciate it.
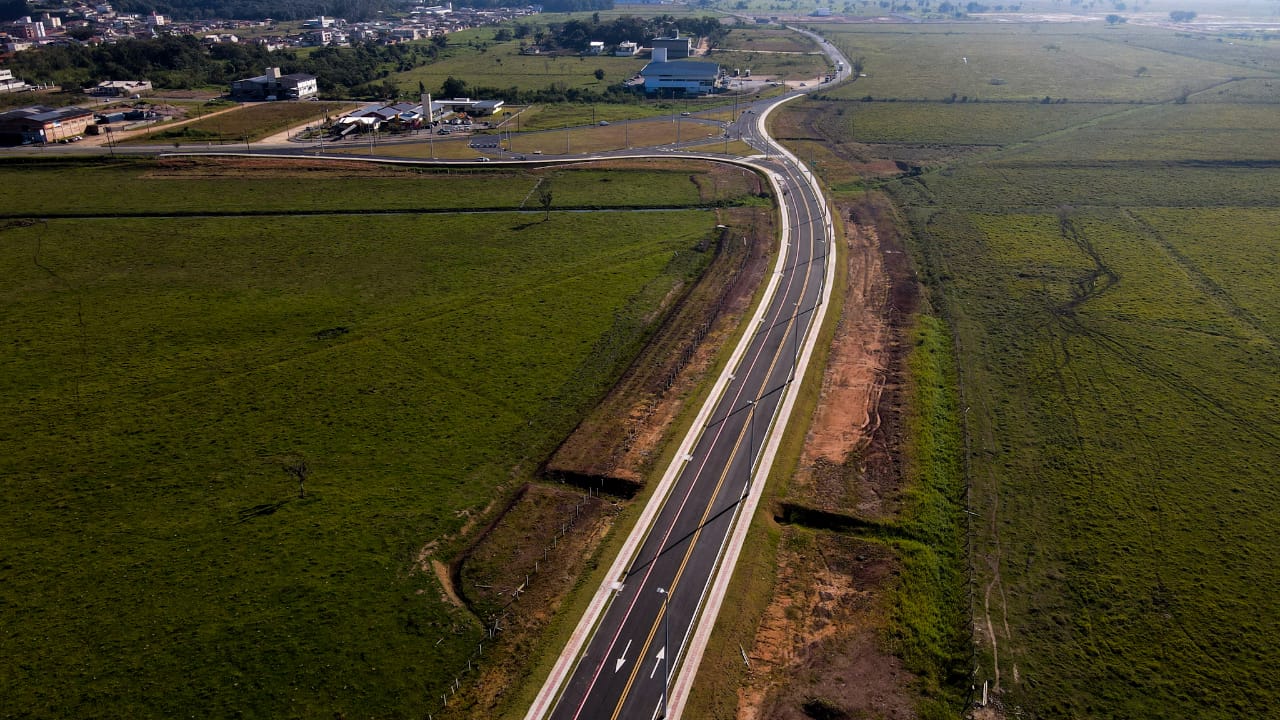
[522,159,793,720]
[667,83,840,720]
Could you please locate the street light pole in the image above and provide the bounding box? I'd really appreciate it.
[656,587,670,719]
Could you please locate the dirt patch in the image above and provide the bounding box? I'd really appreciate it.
[787,193,917,521]
[739,531,918,720]
[803,210,887,465]
[432,559,465,609]
[546,203,774,490]
[735,184,923,720]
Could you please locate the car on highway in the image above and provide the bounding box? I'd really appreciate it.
[680,111,692,116]
[475,156,490,162]
[598,120,609,126]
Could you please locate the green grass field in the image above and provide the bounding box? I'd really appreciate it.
[822,23,1251,102]
[123,101,356,145]
[826,21,1280,720]
[392,37,647,97]
[758,17,1280,719]
[0,158,749,214]
[816,101,1123,145]
[0,158,733,718]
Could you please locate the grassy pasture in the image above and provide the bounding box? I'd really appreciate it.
[709,47,831,80]
[509,96,763,132]
[1114,30,1280,76]
[123,101,356,144]
[818,101,1123,145]
[899,163,1280,209]
[391,40,647,96]
[1135,208,1280,338]
[718,27,822,54]
[0,159,733,718]
[0,158,747,214]
[352,118,729,157]
[821,24,1252,102]
[910,206,1280,718]
[755,18,1280,719]
[1000,103,1280,161]
[1189,76,1280,103]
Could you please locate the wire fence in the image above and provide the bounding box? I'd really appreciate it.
[424,488,606,719]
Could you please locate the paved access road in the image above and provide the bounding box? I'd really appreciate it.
[528,28,850,720]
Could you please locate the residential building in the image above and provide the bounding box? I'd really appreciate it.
[586,40,604,54]
[231,67,318,100]
[640,59,720,95]
[0,69,28,93]
[615,40,639,56]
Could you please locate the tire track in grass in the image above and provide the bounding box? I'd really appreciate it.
[1122,209,1278,350]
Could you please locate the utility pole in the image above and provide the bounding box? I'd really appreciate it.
[657,587,670,719]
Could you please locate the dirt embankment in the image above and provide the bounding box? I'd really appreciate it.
[736,191,924,720]
[545,198,774,493]
[428,197,775,718]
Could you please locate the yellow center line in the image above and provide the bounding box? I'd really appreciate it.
[607,196,817,719]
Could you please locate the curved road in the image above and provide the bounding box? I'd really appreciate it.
[11,29,851,720]
[527,29,850,720]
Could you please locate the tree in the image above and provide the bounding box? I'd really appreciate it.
[1169,9,1197,21]
[283,459,309,499]
[1135,65,1148,76]
[441,75,468,98]
[594,68,605,81]
[1106,13,1127,23]
[538,182,553,220]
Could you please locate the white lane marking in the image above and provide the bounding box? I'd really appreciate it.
[649,647,666,679]
[615,639,632,673]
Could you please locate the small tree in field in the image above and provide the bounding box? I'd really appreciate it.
[594,68,605,81]
[538,182,553,220]
[283,459,310,499]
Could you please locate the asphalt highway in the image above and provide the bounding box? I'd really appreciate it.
[10,29,852,720]
[529,29,851,720]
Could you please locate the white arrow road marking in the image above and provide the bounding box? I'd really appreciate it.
[615,639,632,673]
[649,647,666,679]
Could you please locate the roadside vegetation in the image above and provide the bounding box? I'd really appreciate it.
[120,100,355,145]
[0,156,755,719]
[692,16,1280,720]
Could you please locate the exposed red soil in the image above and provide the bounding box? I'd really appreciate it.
[736,190,924,720]
[740,533,918,720]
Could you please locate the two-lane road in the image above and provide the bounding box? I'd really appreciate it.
[529,30,850,720]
